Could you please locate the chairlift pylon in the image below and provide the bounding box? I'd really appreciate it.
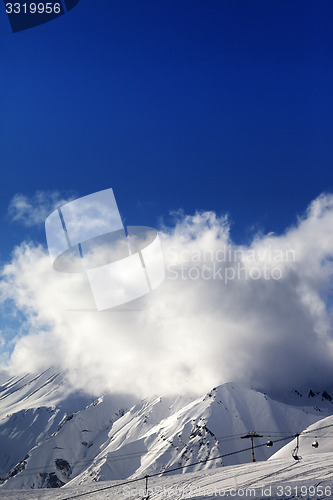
[292,433,302,461]
[142,474,150,500]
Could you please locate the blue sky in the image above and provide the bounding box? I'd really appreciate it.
[1,0,333,258]
[1,0,333,255]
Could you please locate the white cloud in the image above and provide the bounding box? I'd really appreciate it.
[8,190,76,227]
[1,194,333,398]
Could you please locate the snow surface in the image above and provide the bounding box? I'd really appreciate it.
[0,453,333,499]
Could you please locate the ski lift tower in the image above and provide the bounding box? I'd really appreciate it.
[241,432,263,462]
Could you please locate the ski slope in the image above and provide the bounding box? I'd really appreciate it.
[0,452,332,499]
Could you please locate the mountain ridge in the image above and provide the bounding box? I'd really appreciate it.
[0,371,333,489]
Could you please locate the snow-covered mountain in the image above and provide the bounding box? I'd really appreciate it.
[1,370,333,490]
[65,383,333,488]
[0,369,134,488]
[268,387,333,409]
[0,369,89,479]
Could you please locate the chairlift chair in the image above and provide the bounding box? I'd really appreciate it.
[312,439,319,448]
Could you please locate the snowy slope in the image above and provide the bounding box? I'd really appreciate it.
[2,380,332,490]
[0,369,125,482]
[270,413,333,460]
[0,453,333,499]
[1,393,135,489]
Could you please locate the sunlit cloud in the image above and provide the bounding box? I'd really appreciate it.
[1,193,333,398]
